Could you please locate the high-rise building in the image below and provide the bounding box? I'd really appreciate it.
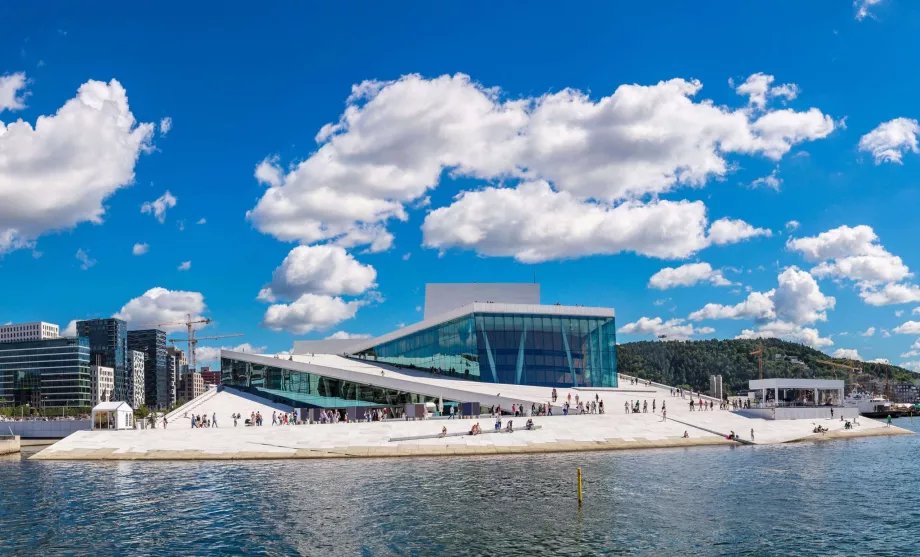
[0,321,59,343]
[178,371,205,403]
[0,337,91,409]
[76,319,128,402]
[90,365,115,406]
[166,345,186,408]
[127,350,146,409]
[127,329,167,409]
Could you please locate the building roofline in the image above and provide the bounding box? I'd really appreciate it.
[341,302,614,355]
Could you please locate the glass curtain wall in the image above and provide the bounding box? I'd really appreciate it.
[221,358,445,411]
[355,314,480,380]
[0,337,92,408]
[353,313,617,388]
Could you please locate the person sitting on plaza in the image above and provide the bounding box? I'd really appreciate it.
[495,417,502,431]
[525,418,534,430]
[440,425,447,438]
[682,430,689,438]
[505,420,513,432]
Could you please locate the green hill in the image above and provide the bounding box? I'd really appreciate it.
[616,338,915,396]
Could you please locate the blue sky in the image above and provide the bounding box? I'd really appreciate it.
[2,0,920,369]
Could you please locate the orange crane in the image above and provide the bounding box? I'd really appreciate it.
[139,313,240,372]
[750,346,765,380]
[816,359,863,390]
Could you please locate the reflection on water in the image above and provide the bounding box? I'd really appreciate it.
[2,419,919,556]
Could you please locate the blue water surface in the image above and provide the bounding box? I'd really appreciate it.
[1,418,919,556]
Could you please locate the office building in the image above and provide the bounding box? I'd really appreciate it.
[90,365,114,406]
[76,319,128,402]
[127,329,167,409]
[127,350,146,409]
[199,366,221,387]
[221,283,617,411]
[166,346,186,408]
[178,371,205,403]
[894,383,920,404]
[0,322,59,343]
[0,337,91,409]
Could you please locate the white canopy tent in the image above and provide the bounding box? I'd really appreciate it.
[91,401,134,430]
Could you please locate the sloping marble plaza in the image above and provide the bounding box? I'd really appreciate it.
[31,373,911,460]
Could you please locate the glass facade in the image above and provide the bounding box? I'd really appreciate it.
[77,318,128,402]
[0,337,92,408]
[355,312,617,388]
[128,329,167,409]
[221,357,446,411]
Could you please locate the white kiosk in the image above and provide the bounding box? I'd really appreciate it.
[91,401,135,430]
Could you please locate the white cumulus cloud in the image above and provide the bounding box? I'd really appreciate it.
[114,287,208,332]
[648,262,733,289]
[689,266,834,326]
[61,319,77,337]
[617,316,714,341]
[894,321,920,335]
[737,321,833,348]
[785,220,800,231]
[141,190,177,223]
[734,73,799,109]
[0,78,154,254]
[262,294,363,335]
[860,327,876,337]
[860,283,920,306]
[788,224,917,305]
[248,73,833,254]
[159,116,172,135]
[858,117,919,164]
[422,181,718,262]
[257,244,377,302]
[132,243,149,256]
[707,218,772,246]
[0,72,29,112]
[832,348,863,361]
[177,260,191,271]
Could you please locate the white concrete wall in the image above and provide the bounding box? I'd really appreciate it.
[735,407,860,420]
[0,435,19,455]
[2,420,91,438]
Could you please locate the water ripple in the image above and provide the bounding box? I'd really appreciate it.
[2,419,920,556]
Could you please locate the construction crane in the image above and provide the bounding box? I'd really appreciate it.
[139,313,240,372]
[168,333,243,372]
[816,359,864,392]
[750,345,765,380]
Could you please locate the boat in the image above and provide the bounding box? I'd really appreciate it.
[845,392,901,418]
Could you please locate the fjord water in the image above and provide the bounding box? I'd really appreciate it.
[2,420,919,556]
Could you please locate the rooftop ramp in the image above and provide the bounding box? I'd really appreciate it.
[165,387,292,424]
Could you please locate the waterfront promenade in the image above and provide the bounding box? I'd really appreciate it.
[31,382,911,460]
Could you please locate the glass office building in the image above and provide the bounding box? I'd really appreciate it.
[77,318,128,402]
[127,329,167,409]
[354,312,617,388]
[0,337,92,409]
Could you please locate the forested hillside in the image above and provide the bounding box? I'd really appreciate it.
[616,338,914,395]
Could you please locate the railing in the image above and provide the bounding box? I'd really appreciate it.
[616,373,721,403]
